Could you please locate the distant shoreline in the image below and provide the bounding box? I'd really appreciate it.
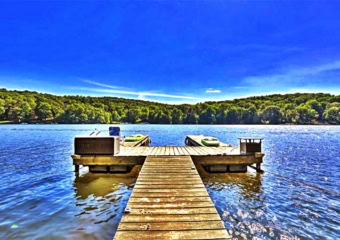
[1,89,339,125]
[0,122,333,126]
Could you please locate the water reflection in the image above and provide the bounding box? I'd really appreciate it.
[201,171,275,240]
[200,168,262,196]
[74,167,140,199]
[69,169,140,240]
[202,170,306,240]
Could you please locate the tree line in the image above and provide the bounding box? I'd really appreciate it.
[0,88,339,124]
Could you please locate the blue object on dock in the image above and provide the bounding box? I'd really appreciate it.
[109,127,120,136]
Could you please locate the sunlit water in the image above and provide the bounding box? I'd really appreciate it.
[0,125,339,240]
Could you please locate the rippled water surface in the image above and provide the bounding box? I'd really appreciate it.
[0,125,339,239]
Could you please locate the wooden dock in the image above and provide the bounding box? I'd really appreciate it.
[72,136,265,238]
[114,156,231,240]
[72,145,264,173]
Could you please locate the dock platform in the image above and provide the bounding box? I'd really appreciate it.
[114,156,231,240]
[72,145,264,173]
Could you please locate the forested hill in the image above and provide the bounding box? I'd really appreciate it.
[0,88,339,124]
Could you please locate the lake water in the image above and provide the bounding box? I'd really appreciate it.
[0,124,339,240]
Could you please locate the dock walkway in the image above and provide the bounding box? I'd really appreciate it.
[114,156,231,240]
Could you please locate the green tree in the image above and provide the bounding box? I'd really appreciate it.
[286,109,298,123]
[111,110,120,122]
[51,105,64,122]
[157,111,171,124]
[140,107,149,122]
[296,105,318,124]
[36,102,53,121]
[225,107,240,124]
[306,99,324,120]
[242,106,258,124]
[199,107,216,124]
[126,108,141,123]
[172,108,183,124]
[0,99,6,116]
[261,106,282,124]
[324,106,340,124]
[183,112,198,124]
[215,110,226,124]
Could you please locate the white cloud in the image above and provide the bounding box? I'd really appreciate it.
[75,80,200,100]
[206,88,221,93]
[81,79,127,89]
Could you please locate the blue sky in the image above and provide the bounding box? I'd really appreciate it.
[0,0,340,103]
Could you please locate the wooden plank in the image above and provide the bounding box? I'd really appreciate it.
[142,147,152,156]
[169,146,174,156]
[188,147,201,156]
[141,166,193,169]
[196,147,209,155]
[138,173,198,176]
[131,192,209,197]
[140,147,149,155]
[137,176,199,180]
[155,147,161,156]
[136,181,203,185]
[175,146,183,155]
[133,189,207,193]
[137,147,146,156]
[181,146,191,156]
[127,202,214,208]
[141,169,197,173]
[121,214,221,222]
[128,207,217,215]
[203,146,218,155]
[210,147,225,155]
[173,147,179,156]
[192,146,204,155]
[146,159,191,163]
[183,147,193,155]
[118,220,225,231]
[139,166,195,170]
[119,146,134,155]
[128,197,211,203]
[165,146,170,156]
[144,163,193,167]
[134,184,204,189]
[114,229,230,240]
[153,147,159,156]
[137,175,201,179]
[149,147,157,156]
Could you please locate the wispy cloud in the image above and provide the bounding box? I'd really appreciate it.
[81,79,127,89]
[241,60,340,88]
[206,88,221,93]
[77,79,200,100]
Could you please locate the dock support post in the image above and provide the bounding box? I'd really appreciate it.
[249,163,263,173]
[256,163,261,172]
[74,165,79,173]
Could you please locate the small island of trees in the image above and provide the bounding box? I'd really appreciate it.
[0,89,339,125]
